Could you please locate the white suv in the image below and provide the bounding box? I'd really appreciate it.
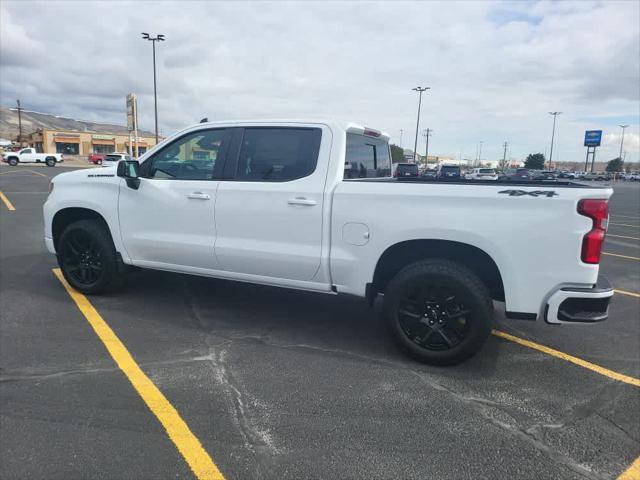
[466,168,498,180]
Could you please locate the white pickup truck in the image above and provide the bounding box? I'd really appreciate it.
[2,148,63,167]
[43,120,614,365]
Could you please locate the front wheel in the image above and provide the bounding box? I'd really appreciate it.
[8,157,18,166]
[45,157,56,167]
[57,219,123,294]
[383,259,493,365]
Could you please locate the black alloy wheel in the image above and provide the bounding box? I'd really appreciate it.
[384,259,493,365]
[60,229,104,287]
[57,219,122,294]
[397,285,470,351]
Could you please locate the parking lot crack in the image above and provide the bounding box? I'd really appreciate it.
[407,372,606,480]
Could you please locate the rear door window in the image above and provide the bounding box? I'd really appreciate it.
[345,133,391,179]
[235,128,322,182]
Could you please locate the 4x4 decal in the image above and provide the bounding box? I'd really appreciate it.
[498,190,558,198]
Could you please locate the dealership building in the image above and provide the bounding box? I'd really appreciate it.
[28,128,158,156]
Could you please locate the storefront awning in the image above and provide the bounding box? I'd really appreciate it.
[126,141,148,146]
[92,139,115,146]
[54,137,80,143]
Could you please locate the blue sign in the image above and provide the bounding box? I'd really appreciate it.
[584,130,602,147]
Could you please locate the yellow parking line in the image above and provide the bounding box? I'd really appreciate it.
[610,223,640,228]
[607,234,640,241]
[492,330,640,387]
[602,252,640,261]
[52,269,225,480]
[0,191,16,211]
[618,456,640,480]
[615,289,640,298]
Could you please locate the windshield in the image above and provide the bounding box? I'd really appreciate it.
[441,166,460,172]
[479,169,495,174]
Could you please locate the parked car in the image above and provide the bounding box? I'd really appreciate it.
[532,170,558,181]
[102,152,132,167]
[436,164,461,180]
[393,163,419,178]
[44,119,614,366]
[89,153,106,165]
[557,171,577,179]
[581,172,608,181]
[1,147,63,167]
[498,168,533,181]
[421,168,437,180]
[465,168,498,181]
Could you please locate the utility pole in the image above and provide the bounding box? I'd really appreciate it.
[142,33,166,144]
[16,99,23,146]
[477,141,483,167]
[502,141,508,171]
[412,86,430,162]
[618,124,629,160]
[399,129,403,148]
[548,111,562,169]
[422,128,432,165]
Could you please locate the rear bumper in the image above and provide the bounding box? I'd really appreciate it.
[544,276,613,325]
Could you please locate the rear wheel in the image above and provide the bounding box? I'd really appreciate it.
[45,157,56,167]
[383,259,493,365]
[57,219,122,294]
[8,157,18,166]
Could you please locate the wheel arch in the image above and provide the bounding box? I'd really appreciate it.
[52,207,113,251]
[371,239,505,302]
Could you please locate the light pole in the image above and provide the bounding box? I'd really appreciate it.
[142,33,165,144]
[477,141,483,167]
[399,129,403,148]
[548,111,562,169]
[412,86,430,162]
[618,124,629,160]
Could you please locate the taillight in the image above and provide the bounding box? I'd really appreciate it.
[578,199,609,264]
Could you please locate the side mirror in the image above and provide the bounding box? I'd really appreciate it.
[117,160,141,190]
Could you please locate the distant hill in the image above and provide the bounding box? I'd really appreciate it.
[0,106,154,140]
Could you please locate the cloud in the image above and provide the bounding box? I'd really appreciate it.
[0,0,638,162]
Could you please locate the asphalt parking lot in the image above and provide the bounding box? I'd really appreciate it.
[1,164,638,480]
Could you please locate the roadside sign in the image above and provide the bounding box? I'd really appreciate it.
[584,130,602,147]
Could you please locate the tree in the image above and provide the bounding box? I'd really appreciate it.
[606,157,623,172]
[390,144,405,164]
[524,153,546,170]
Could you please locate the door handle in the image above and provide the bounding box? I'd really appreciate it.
[187,192,211,200]
[287,197,317,206]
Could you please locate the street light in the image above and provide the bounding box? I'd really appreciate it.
[412,86,430,162]
[618,124,629,160]
[141,33,166,143]
[548,111,562,169]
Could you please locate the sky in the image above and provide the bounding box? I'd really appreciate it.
[1,0,639,164]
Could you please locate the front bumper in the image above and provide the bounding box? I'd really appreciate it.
[45,236,56,255]
[545,276,613,325]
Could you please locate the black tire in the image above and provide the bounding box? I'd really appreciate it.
[8,157,18,166]
[57,219,123,294]
[383,259,493,366]
[97,159,102,165]
[45,157,56,167]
